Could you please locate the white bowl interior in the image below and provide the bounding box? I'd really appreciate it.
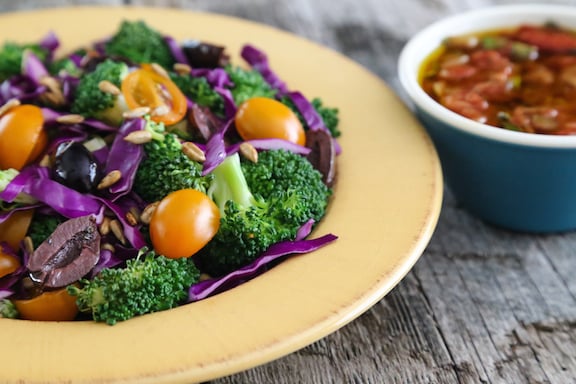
[398,4,576,148]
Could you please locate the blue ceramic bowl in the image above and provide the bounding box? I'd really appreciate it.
[398,4,576,232]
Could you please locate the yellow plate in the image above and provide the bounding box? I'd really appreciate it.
[0,6,443,383]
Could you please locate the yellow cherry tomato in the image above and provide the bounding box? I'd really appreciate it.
[0,209,34,251]
[0,104,47,170]
[121,65,187,125]
[13,288,79,321]
[150,189,220,259]
[0,248,20,278]
[234,97,306,146]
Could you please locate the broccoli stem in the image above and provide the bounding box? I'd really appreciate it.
[208,153,255,214]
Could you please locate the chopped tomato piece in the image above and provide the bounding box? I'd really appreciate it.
[13,288,79,321]
[0,104,46,170]
[0,248,20,278]
[121,65,187,125]
[0,210,34,251]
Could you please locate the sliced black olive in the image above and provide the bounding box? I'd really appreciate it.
[181,40,230,68]
[52,141,101,193]
[305,129,337,187]
[27,215,101,288]
[188,103,222,141]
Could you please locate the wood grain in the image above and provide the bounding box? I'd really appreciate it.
[0,0,576,383]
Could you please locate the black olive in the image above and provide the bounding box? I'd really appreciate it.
[181,40,230,68]
[53,141,101,193]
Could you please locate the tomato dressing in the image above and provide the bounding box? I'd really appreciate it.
[420,23,576,135]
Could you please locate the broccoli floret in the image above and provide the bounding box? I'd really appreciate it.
[169,72,225,116]
[242,149,331,224]
[67,248,200,325]
[198,153,282,276]
[71,59,129,125]
[226,65,277,105]
[104,20,175,69]
[0,42,48,82]
[0,299,18,319]
[71,59,128,121]
[27,213,66,248]
[311,98,341,138]
[49,50,85,77]
[281,96,341,138]
[198,151,330,276]
[133,119,213,203]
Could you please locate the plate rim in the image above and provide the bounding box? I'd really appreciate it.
[0,5,443,383]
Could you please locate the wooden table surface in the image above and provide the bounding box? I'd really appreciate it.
[2,0,576,383]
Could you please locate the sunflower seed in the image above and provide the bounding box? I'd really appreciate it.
[99,217,111,236]
[97,170,122,190]
[39,76,61,92]
[239,142,258,163]
[173,62,192,75]
[101,243,115,252]
[23,236,34,254]
[125,209,139,226]
[98,80,121,95]
[39,89,66,107]
[140,202,159,225]
[56,114,85,124]
[151,105,170,116]
[109,219,127,245]
[39,154,52,168]
[182,141,206,162]
[0,98,20,118]
[150,62,170,79]
[123,107,151,119]
[123,129,153,144]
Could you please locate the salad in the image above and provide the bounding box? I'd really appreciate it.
[0,20,340,325]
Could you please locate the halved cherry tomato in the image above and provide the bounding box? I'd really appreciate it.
[150,189,220,259]
[234,97,306,146]
[0,104,47,170]
[121,65,187,125]
[0,249,20,278]
[13,287,79,321]
[0,209,34,251]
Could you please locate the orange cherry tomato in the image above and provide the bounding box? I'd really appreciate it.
[0,209,34,251]
[150,189,220,259]
[0,248,20,278]
[0,104,47,170]
[13,288,79,321]
[121,65,187,125]
[234,97,306,146]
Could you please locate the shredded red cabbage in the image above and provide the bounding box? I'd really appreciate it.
[0,76,45,104]
[227,138,311,156]
[0,166,102,218]
[42,108,117,132]
[94,195,147,249]
[0,205,39,225]
[22,51,49,86]
[189,233,338,301]
[164,36,188,64]
[286,91,342,154]
[202,119,232,175]
[90,245,139,277]
[39,31,60,61]
[241,44,288,95]
[191,68,232,89]
[103,118,145,199]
